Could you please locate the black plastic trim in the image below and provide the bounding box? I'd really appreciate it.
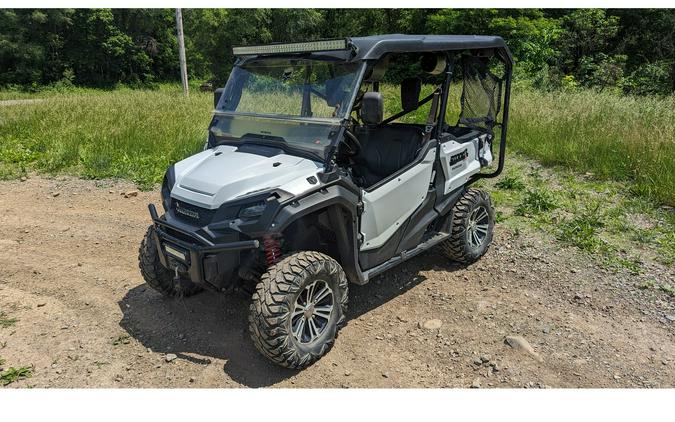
[148,204,259,287]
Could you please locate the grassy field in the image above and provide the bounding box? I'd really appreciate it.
[0,86,212,189]
[0,84,673,204]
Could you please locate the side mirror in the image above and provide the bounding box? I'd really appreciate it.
[214,88,224,109]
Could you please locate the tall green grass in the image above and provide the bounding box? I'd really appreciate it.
[0,84,673,204]
[0,86,211,189]
[509,90,674,204]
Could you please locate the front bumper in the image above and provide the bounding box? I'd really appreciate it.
[148,204,259,288]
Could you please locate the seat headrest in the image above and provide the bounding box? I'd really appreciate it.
[361,92,383,125]
[401,77,421,111]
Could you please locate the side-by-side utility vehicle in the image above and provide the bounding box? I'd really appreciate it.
[139,34,513,368]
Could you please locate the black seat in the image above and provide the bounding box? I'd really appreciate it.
[352,92,423,187]
[353,125,423,187]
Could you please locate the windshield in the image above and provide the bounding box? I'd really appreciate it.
[210,57,363,161]
[208,114,340,162]
[216,58,361,119]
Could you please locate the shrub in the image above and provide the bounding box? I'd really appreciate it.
[623,61,673,96]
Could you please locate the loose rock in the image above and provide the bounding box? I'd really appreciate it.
[124,190,139,198]
[165,353,178,362]
[505,335,543,362]
[421,319,443,330]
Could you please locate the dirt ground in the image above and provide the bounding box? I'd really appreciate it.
[0,175,673,388]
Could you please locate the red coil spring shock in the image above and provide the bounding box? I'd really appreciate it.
[263,235,281,266]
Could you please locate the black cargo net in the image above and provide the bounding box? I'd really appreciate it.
[458,56,503,133]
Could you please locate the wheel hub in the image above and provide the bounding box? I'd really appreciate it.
[291,279,334,344]
[303,305,315,320]
[467,205,490,249]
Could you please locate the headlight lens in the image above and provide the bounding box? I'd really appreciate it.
[161,166,175,211]
[239,201,266,219]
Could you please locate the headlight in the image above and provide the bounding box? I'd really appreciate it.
[239,201,266,219]
[161,166,175,211]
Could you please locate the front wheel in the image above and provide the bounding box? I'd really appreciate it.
[248,251,348,369]
[440,188,495,264]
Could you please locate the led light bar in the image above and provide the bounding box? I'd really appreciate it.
[233,39,349,56]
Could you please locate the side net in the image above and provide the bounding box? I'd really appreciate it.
[458,56,503,134]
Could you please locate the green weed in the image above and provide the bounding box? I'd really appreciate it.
[515,188,558,216]
[112,335,131,346]
[606,255,643,275]
[0,312,17,328]
[638,279,656,290]
[496,174,526,191]
[0,365,33,386]
[557,205,605,252]
[659,283,675,297]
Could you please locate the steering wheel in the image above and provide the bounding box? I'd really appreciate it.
[342,129,362,157]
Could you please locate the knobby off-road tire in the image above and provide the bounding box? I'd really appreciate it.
[138,225,203,298]
[249,251,348,369]
[441,188,495,264]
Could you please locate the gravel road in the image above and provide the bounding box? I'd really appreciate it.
[0,175,673,388]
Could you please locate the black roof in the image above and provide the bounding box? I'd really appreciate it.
[349,34,512,63]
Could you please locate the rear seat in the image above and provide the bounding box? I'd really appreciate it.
[351,91,423,187]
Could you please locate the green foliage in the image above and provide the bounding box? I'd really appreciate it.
[508,89,675,205]
[0,365,33,386]
[0,85,210,189]
[496,174,525,191]
[660,283,675,297]
[112,335,131,346]
[638,279,655,290]
[516,188,558,216]
[624,61,674,96]
[0,312,18,328]
[1,9,674,95]
[557,204,605,252]
[2,83,673,207]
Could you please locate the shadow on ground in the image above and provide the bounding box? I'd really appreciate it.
[118,249,462,387]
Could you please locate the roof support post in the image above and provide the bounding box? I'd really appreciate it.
[435,53,455,139]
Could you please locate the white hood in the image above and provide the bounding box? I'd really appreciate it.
[170,145,322,209]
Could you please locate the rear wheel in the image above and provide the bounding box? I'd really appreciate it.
[138,225,203,297]
[441,188,495,264]
[248,251,348,369]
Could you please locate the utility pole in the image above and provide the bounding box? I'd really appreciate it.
[175,8,188,96]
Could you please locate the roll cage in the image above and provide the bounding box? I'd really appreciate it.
[230,34,513,181]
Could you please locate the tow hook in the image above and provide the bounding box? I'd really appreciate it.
[171,262,187,282]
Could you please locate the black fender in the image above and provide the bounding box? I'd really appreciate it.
[269,184,367,285]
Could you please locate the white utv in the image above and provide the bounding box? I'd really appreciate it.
[139,35,513,369]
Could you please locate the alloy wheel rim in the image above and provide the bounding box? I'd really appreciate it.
[291,279,334,344]
[467,205,490,249]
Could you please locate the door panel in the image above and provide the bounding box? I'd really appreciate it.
[360,147,436,251]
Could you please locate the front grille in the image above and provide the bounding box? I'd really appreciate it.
[172,200,217,226]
